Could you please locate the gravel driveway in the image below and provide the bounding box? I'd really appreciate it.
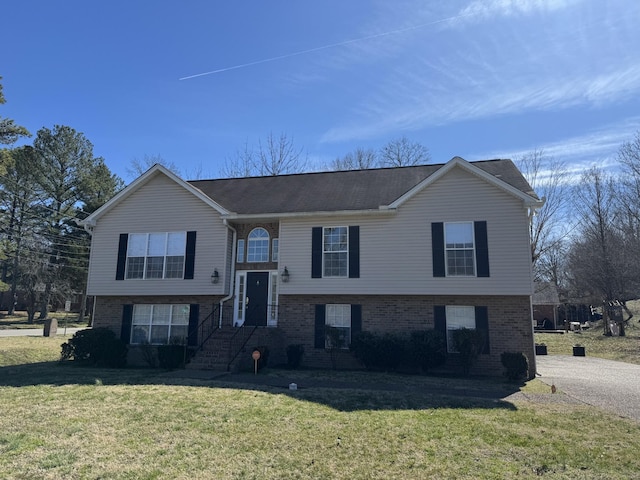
[536,355,640,423]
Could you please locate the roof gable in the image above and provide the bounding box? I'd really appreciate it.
[82,164,230,227]
[388,157,540,209]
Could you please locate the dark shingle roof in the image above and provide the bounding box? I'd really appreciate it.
[187,159,537,215]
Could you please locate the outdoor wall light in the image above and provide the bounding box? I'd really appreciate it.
[211,269,220,284]
[281,266,290,283]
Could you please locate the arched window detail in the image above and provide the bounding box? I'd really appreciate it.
[247,228,270,262]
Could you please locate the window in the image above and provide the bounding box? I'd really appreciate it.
[131,304,190,345]
[323,227,348,277]
[325,304,351,349]
[247,228,269,262]
[126,232,186,279]
[271,239,279,262]
[445,222,475,276]
[445,305,476,352]
[237,239,245,263]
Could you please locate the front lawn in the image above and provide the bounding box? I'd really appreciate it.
[1,337,639,479]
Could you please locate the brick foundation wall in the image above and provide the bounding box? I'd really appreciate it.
[277,294,535,377]
[93,295,224,335]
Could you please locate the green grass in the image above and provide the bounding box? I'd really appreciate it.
[1,337,640,479]
[535,304,640,364]
[0,310,89,330]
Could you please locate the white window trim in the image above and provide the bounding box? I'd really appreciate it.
[247,228,270,263]
[325,304,351,349]
[322,226,349,278]
[126,232,186,280]
[445,305,476,353]
[444,222,476,277]
[237,239,245,263]
[131,304,190,345]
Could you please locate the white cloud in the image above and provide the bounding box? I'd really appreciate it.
[456,0,581,22]
[473,118,640,176]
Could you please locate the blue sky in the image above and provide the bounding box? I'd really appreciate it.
[3,0,640,181]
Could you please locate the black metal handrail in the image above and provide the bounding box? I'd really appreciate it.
[189,304,219,352]
[227,325,257,370]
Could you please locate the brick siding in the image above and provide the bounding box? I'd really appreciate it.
[277,294,535,376]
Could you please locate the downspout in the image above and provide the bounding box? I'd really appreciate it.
[526,198,545,378]
[82,220,96,327]
[219,219,237,328]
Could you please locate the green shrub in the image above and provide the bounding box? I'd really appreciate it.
[286,344,304,369]
[157,344,187,370]
[60,328,127,368]
[501,351,529,382]
[451,328,486,375]
[350,331,406,371]
[408,330,447,373]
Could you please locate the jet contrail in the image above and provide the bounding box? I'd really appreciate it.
[179,14,469,80]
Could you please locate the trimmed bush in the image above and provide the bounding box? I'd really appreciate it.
[501,352,529,382]
[60,328,127,368]
[451,328,485,375]
[350,331,405,372]
[158,344,187,370]
[286,344,305,369]
[408,330,447,373]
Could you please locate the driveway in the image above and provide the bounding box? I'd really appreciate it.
[536,355,640,423]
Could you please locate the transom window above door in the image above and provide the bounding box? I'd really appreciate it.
[247,228,270,262]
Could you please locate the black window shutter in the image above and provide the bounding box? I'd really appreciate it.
[474,221,490,277]
[121,304,133,343]
[434,305,446,334]
[432,223,445,277]
[188,304,200,347]
[348,226,360,278]
[475,306,490,354]
[311,227,323,278]
[116,234,128,280]
[314,304,326,349]
[350,304,362,341]
[184,231,197,280]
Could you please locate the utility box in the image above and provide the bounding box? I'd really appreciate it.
[43,318,58,337]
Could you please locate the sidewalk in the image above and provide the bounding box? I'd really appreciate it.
[0,327,86,337]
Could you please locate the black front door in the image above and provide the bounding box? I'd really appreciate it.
[244,272,269,326]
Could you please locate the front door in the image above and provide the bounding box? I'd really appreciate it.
[244,272,269,326]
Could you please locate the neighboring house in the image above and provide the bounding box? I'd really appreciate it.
[532,282,561,329]
[82,157,543,377]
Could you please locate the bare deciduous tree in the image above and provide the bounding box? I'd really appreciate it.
[566,167,635,302]
[220,132,308,178]
[379,136,430,167]
[126,154,181,180]
[331,148,378,171]
[515,149,570,282]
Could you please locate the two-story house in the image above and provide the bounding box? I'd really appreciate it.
[82,156,542,376]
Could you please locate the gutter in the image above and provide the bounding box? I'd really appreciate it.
[219,219,237,328]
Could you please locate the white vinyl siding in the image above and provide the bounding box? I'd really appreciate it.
[277,166,533,296]
[86,173,228,296]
